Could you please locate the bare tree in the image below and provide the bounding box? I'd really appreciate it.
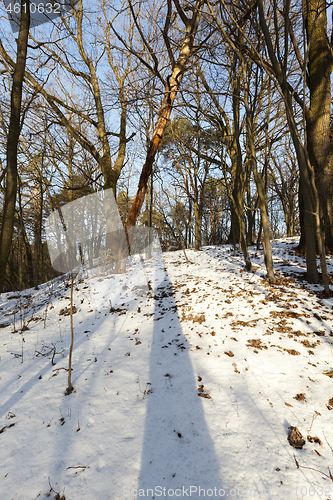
[0,0,30,292]
[118,0,206,227]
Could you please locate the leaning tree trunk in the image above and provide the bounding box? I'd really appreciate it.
[0,0,30,293]
[125,1,203,228]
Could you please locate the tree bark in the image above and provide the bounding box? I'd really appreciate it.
[193,199,202,250]
[227,55,246,247]
[18,177,33,287]
[0,0,30,292]
[243,62,274,282]
[303,0,333,252]
[257,0,320,283]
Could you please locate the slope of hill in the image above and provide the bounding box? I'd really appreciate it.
[1,238,333,500]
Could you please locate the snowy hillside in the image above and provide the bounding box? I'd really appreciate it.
[1,239,333,500]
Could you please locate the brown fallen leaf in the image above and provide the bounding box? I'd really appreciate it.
[231,318,263,327]
[60,306,77,316]
[0,422,15,434]
[192,314,206,324]
[284,349,300,356]
[285,402,293,407]
[301,340,318,349]
[224,351,234,357]
[293,393,306,402]
[288,426,305,449]
[198,393,211,399]
[247,339,267,350]
[307,435,323,445]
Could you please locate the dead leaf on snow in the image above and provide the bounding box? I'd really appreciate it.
[313,330,325,337]
[231,318,262,327]
[301,340,319,349]
[293,393,306,402]
[193,314,205,324]
[288,426,305,449]
[307,435,323,445]
[0,423,15,434]
[247,339,267,350]
[286,349,300,355]
[59,306,77,316]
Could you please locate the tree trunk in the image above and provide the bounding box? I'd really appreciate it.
[303,0,333,252]
[243,62,274,282]
[194,199,202,250]
[0,0,30,293]
[18,177,33,287]
[125,1,203,228]
[227,55,246,246]
[257,0,320,283]
[253,162,275,282]
[34,177,43,287]
[188,198,192,248]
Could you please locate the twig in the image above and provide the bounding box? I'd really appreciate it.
[51,345,56,365]
[47,477,64,498]
[307,411,319,434]
[293,454,333,481]
[66,268,79,395]
[323,432,333,458]
[0,423,15,434]
[20,336,25,363]
[44,282,54,329]
[67,465,87,469]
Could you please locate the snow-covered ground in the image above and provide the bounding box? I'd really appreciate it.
[1,238,333,500]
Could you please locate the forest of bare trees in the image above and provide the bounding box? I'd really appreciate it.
[0,0,332,294]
